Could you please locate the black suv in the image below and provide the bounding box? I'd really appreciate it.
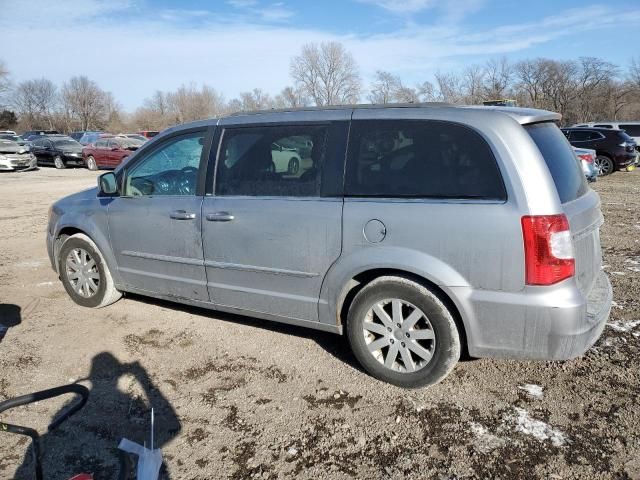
[561,127,637,176]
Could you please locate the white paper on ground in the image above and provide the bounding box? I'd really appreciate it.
[118,438,163,480]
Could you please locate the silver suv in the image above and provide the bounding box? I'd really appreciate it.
[47,105,612,388]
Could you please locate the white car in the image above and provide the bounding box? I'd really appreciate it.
[271,142,302,174]
[0,139,37,171]
[572,121,640,145]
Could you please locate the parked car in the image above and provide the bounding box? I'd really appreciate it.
[23,130,59,140]
[0,130,17,135]
[117,133,149,142]
[561,127,637,176]
[270,141,303,174]
[69,131,87,142]
[572,121,640,146]
[138,130,159,139]
[78,131,107,146]
[0,133,28,147]
[31,135,84,169]
[0,139,37,171]
[82,137,143,170]
[47,105,611,388]
[573,147,597,182]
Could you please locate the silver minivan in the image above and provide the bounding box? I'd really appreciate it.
[47,105,612,388]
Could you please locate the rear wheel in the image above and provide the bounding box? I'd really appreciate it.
[86,155,98,171]
[58,234,121,308]
[54,155,65,169]
[595,155,614,176]
[346,276,460,388]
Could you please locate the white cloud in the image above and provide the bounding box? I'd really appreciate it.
[1,1,639,110]
[356,0,436,14]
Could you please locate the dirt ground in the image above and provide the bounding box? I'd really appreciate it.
[0,167,638,480]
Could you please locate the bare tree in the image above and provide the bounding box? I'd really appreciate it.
[482,57,512,100]
[368,70,401,104]
[13,78,58,129]
[434,72,463,103]
[461,65,485,104]
[273,86,309,108]
[290,41,361,106]
[630,57,640,88]
[61,76,108,130]
[230,88,274,112]
[166,83,225,123]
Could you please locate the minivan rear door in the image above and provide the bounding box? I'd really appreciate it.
[202,114,349,322]
[526,122,603,296]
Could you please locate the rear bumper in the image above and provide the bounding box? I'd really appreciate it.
[453,271,612,360]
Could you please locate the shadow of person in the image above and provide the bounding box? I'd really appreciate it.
[0,304,21,343]
[11,352,181,480]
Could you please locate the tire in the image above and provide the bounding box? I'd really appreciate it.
[86,155,98,171]
[595,155,614,176]
[54,155,66,169]
[346,276,460,388]
[287,157,300,175]
[58,233,121,308]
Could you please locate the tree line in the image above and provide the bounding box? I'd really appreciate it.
[1,41,639,133]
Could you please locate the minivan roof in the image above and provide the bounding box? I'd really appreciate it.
[169,103,561,132]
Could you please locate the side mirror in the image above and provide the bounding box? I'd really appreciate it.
[98,172,118,195]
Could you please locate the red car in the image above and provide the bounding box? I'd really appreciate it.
[138,130,159,139]
[82,137,142,170]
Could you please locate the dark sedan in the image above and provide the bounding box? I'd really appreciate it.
[30,135,85,169]
[561,127,638,176]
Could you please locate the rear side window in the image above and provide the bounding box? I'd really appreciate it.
[620,125,640,137]
[345,120,506,199]
[215,125,328,197]
[526,123,587,203]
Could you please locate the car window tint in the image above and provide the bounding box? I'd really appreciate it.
[620,125,640,137]
[526,122,587,203]
[569,130,591,141]
[344,120,505,199]
[588,131,604,140]
[215,125,327,197]
[125,132,204,196]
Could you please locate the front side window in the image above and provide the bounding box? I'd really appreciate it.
[125,131,204,196]
[345,120,505,199]
[215,125,327,197]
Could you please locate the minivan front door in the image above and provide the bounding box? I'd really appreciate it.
[201,121,348,322]
[108,130,210,300]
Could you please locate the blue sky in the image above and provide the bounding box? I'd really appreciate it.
[2,0,640,109]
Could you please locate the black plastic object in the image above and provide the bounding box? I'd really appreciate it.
[0,384,89,480]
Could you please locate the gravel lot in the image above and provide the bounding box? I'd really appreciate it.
[0,167,639,480]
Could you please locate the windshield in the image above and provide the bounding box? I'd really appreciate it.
[526,122,588,203]
[52,139,81,147]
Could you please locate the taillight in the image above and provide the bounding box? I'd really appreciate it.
[521,215,575,286]
[577,153,593,163]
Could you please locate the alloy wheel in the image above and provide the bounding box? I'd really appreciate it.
[362,298,436,373]
[65,248,100,298]
[595,156,613,176]
[54,156,65,169]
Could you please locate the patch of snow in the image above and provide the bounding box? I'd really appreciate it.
[601,264,609,269]
[607,320,640,332]
[626,266,640,273]
[287,447,298,456]
[518,384,544,398]
[610,272,626,276]
[470,422,506,453]
[36,281,54,287]
[511,408,567,447]
[625,258,640,265]
[16,260,42,268]
[611,301,624,310]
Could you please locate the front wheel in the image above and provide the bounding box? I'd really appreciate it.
[54,156,66,169]
[347,276,460,388]
[595,155,614,176]
[58,234,121,308]
[86,155,98,171]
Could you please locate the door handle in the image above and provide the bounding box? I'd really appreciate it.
[206,212,234,222]
[169,210,196,220]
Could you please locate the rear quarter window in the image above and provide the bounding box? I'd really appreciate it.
[526,123,588,203]
[345,120,506,200]
[620,125,640,137]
